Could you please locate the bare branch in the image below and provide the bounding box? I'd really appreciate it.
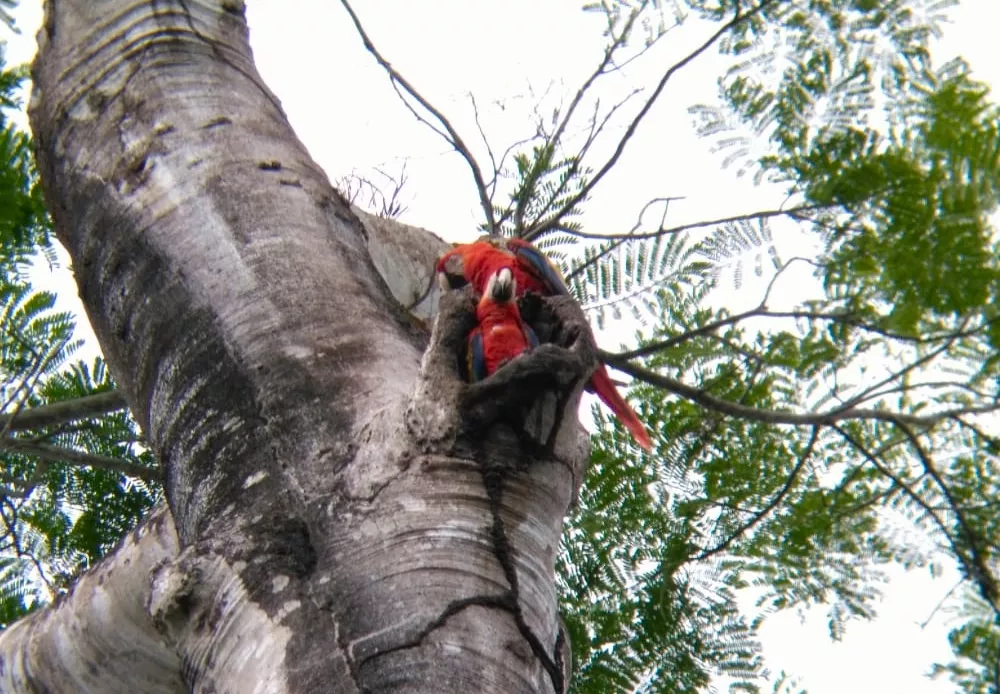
[568,203,824,242]
[605,355,1000,428]
[336,164,410,219]
[1,439,161,484]
[548,3,645,157]
[0,391,129,432]
[339,0,497,232]
[468,93,501,201]
[521,87,645,240]
[530,0,777,240]
[612,305,995,362]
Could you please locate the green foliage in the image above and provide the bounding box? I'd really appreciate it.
[772,65,1000,336]
[3,358,160,589]
[931,591,1000,694]
[563,234,714,331]
[0,1,997,693]
[465,1,1000,692]
[560,409,763,694]
[0,43,161,626]
[0,55,51,272]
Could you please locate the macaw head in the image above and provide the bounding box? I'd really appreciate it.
[435,246,468,292]
[435,236,505,292]
[485,267,516,304]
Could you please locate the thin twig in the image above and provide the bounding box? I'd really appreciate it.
[830,318,970,415]
[565,196,685,282]
[569,203,824,242]
[531,0,778,240]
[694,426,820,561]
[339,0,497,232]
[919,577,964,629]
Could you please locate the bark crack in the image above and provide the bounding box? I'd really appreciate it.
[331,607,367,694]
[353,594,509,671]
[482,467,565,694]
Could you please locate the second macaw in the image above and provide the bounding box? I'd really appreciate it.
[467,267,539,381]
[437,236,653,451]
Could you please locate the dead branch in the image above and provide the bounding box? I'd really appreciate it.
[529,0,778,240]
[339,0,496,231]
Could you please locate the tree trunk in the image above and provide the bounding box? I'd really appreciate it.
[0,1,589,692]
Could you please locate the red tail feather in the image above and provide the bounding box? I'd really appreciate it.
[589,366,652,451]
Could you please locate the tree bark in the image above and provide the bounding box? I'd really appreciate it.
[1,1,590,692]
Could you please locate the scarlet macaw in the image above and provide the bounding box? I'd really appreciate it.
[437,237,653,451]
[467,267,539,381]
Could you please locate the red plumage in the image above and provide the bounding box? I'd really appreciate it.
[437,237,653,451]
[467,267,538,380]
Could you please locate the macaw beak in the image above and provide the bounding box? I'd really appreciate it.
[487,267,516,303]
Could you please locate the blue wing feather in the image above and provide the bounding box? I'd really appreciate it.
[468,329,486,382]
[524,322,540,349]
[507,241,569,295]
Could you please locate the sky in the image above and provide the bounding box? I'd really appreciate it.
[5,1,1000,692]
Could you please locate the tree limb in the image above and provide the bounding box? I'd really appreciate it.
[605,355,1000,428]
[339,0,497,233]
[0,391,128,432]
[530,0,777,240]
[833,425,999,620]
[0,439,161,484]
[890,419,999,612]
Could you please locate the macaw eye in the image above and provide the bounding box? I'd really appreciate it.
[437,272,469,292]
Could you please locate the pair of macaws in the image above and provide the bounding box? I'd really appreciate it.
[436,236,653,451]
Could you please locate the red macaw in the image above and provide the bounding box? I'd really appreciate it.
[437,236,653,451]
[467,267,539,381]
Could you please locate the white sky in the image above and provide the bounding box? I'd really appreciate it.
[6,1,1000,692]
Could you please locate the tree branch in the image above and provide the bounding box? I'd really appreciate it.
[612,305,995,362]
[693,426,820,561]
[0,439,161,484]
[564,196,684,282]
[0,391,128,432]
[890,419,999,612]
[604,355,1000,428]
[339,0,497,232]
[565,203,823,243]
[834,425,999,620]
[530,0,777,239]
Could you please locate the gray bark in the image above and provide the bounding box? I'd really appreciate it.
[0,1,591,692]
